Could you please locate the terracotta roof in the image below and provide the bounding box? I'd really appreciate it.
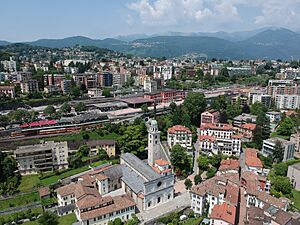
[241,171,266,195]
[77,195,112,210]
[209,203,236,224]
[94,173,108,181]
[200,123,234,131]
[258,192,288,210]
[155,159,170,166]
[56,183,77,197]
[80,195,136,221]
[242,123,256,131]
[39,187,50,197]
[219,159,240,171]
[245,148,263,168]
[168,125,192,134]
[232,135,242,139]
[199,135,216,141]
[0,86,14,90]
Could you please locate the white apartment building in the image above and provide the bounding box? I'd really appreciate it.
[15,141,68,175]
[262,137,295,162]
[20,79,39,93]
[88,88,103,98]
[290,133,300,153]
[167,125,192,151]
[143,80,157,93]
[1,58,17,72]
[199,123,242,156]
[274,94,300,109]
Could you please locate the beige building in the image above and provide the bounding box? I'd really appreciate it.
[287,163,300,191]
[87,140,116,157]
[15,141,68,175]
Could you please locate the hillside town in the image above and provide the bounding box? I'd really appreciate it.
[0,44,300,225]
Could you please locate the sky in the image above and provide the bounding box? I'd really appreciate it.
[1,0,300,42]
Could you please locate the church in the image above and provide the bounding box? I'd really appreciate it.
[120,119,175,211]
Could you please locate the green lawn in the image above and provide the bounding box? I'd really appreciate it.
[292,190,300,210]
[91,160,108,167]
[40,165,90,186]
[270,132,289,140]
[58,213,77,225]
[182,217,203,225]
[0,192,40,210]
[22,213,77,225]
[18,175,41,192]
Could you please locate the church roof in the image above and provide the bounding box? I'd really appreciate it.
[121,153,161,181]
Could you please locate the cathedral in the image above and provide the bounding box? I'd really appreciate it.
[120,119,175,211]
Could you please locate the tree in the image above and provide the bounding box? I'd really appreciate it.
[75,102,86,112]
[169,102,176,113]
[60,103,71,114]
[68,153,84,169]
[98,148,109,160]
[37,211,58,225]
[252,126,263,149]
[242,104,250,113]
[78,145,90,157]
[274,162,288,176]
[0,115,9,128]
[273,176,292,195]
[195,69,204,80]
[141,104,149,113]
[250,102,267,116]
[71,85,81,98]
[183,92,207,126]
[43,105,56,116]
[184,178,192,190]
[170,145,191,176]
[277,117,295,136]
[102,88,111,98]
[194,174,202,185]
[273,141,284,163]
[209,154,223,168]
[220,67,229,78]
[112,218,122,225]
[207,167,217,179]
[197,155,210,171]
[81,131,90,141]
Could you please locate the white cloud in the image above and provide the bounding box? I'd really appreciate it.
[127,0,300,31]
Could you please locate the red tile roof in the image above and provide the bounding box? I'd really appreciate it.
[219,159,240,171]
[245,148,263,168]
[20,119,57,128]
[199,135,216,141]
[210,203,236,224]
[39,187,50,197]
[168,125,192,134]
[155,159,170,166]
[200,123,234,131]
[242,123,256,131]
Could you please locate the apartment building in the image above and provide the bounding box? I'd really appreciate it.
[266,111,281,123]
[15,141,68,175]
[167,125,192,151]
[248,91,272,108]
[290,133,300,153]
[262,137,295,162]
[199,123,242,156]
[287,163,300,191]
[244,148,263,175]
[274,94,300,109]
[200,110,220,125]
[190,174,239,216]
[61,79,72,94]
[0,86,15,98]
[233,113,257,127]
[87,140,116,157]
[20,79,39,93]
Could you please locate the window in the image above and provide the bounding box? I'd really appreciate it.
[157,197,161,203]
[157,181,162,187]
[148,201,151,207]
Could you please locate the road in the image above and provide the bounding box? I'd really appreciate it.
[137,192,191,224]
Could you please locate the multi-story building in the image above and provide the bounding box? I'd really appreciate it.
[87,140,116,157]
[274,94,300,109]
[61,79,72,94]
[209,203,236,225]
[100,72,113,87]
[248,91,272,108]
[267,80,299,96]
[198,123,242,156]
[233,113,257,127]
[88,88,102,98]
[244,148,263,175]
[1,58,17,72]
[56,180,136,224]
[190,174,239,216]
[266,111,281,123]
[290,132,300,153]
[0,86,15,98]
[287,163,300,191]
[20,79,39,93]
[15,141,68,175]
[143,80,157,93]
[200,110,220,125]
[167,125,192,151]
[262,137,295,162]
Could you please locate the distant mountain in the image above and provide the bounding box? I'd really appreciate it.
[1,27,300,59]
[0,40,10,46]
[114,34,150,42]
